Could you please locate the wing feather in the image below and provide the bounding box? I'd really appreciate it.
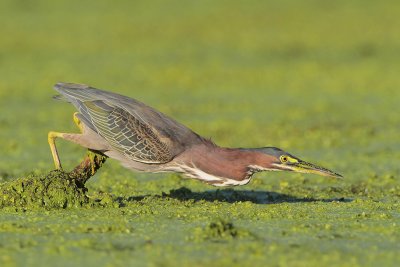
[83,100,172,163]
[53,82,207,163]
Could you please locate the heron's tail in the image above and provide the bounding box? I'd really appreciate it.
[53,94,68,101]
[53,82,90,102]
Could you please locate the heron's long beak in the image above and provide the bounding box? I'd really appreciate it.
[290,160,343,179]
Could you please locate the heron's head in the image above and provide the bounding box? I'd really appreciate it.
[247,147,343,178]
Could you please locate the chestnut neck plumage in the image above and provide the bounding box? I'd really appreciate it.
[175,142,277,187]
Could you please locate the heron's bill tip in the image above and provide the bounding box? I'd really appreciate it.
[295,160,343,179]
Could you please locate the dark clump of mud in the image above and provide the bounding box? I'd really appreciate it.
[0,170,91,210]
[191,219,257,242]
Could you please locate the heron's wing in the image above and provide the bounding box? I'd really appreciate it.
[53,83,205,163]
[84,100,173,163]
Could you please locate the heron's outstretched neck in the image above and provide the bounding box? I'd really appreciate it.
[176,143,275,186]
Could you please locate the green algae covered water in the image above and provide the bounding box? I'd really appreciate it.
[0,0,400,266]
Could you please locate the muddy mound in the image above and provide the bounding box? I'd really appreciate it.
[0,170,91,210]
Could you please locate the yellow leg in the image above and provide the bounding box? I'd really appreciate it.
[48,131,65,170]
[73,112,95,173]
[74,112,96,175]
[73,112,84,132]
[48,113,84,170]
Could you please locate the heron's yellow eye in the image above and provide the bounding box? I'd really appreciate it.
[280,155,289,163]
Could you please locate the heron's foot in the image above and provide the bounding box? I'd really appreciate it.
[88,151,97,176]
[48,131,65,170]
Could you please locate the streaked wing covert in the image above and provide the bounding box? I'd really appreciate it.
[84,100,173,163]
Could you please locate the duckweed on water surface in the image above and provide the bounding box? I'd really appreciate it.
[190,218,257,242]
[1,0,400,266]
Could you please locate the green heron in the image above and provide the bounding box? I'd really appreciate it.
[48,83,342,187]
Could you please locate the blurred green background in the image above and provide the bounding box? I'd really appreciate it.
[1,0,399,177]
[0,0,399,266]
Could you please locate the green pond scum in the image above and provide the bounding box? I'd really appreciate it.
[1,0,400,266]
[190,218,258,242]
[0,150,109,211]
[0,170,90,210]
